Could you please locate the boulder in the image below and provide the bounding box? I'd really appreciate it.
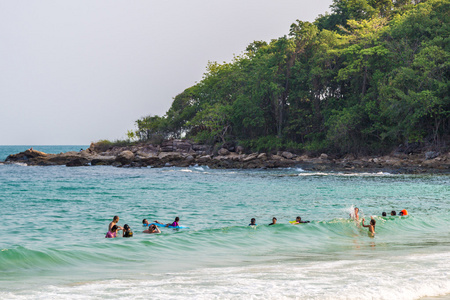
[236,146,244,154]
[270,154,283,160]
[281,151,295,159]
[91,156,116,165]
[319,153,328,160]
[242,153,258,162]
[173,140,192,152]
[425,151,439,160]
[116,150,135,164]
[218,148,230,156]
[66,157,89,167]
[197,155,212,163]
[158,152,182,161]
[257,153,267,160]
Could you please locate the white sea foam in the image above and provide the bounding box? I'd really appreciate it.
[3,252,449,300]
[298,171,393,177]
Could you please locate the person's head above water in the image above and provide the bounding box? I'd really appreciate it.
[123,224,130,231]
[370,218,376,226]
[296,216,301,222]
[391,211,396,216]
[250,218,256,224]
[175,217,180,222]
[113,216,119,222]
[399,209,408,216]
[111,225,118,232]
[142,219,148,225]
[382,212,387,217]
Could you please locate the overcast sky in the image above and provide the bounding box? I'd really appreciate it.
[0,0,332,145]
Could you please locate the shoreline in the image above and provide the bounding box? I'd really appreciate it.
[2,140,450,174]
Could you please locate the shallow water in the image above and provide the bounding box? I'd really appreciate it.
[0,147,449,299]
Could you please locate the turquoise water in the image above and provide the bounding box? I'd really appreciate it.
[1,146,449,299]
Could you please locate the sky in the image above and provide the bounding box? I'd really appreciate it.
[0,0,333,145]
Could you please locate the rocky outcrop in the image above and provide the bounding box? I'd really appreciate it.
[116,150,135,165]
[3,141,450,174]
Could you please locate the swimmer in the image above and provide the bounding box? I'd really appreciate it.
[249,218,256,226]
[294,216,310,224]
[105,225,119,238]
[143,224,161,234]
[122,224,133,237]
[142,219,149,226]
[109,216,123,232]
[269,217,277,225]
[382,212,387,217]
[350,207,359,220]
[154,217,180,227]
[362,217,376,237]
[399,209,408,216]
[391,211,396,216]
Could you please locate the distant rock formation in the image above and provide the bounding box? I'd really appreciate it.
[3,141,450,174]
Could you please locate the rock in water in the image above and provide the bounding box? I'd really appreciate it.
[116,150,135,164]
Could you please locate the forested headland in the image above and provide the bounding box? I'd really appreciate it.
[128,0,449,156]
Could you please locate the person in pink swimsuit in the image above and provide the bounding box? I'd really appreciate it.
[154,217,180,227]
[105,225,119,238]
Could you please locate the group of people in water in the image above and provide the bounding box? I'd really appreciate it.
[105,208,408,238]
[350,207,408,236]
[106,216,180,238]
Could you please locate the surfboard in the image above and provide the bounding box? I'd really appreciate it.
[144,223,189,229]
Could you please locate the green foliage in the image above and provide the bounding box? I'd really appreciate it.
[128,0,449,155]
[93,139,136,152]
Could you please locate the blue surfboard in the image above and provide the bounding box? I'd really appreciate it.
[144,223,189,229]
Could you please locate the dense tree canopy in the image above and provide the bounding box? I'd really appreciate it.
[132,0,449,155]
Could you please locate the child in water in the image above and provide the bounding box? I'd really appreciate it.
[105,225,120,238]
[154,217,180,227]
[122,224,133,237]
[350,207,359,220]
[249,218,256,226]
[362,217,376,237]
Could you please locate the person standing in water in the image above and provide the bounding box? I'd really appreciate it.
[350,207,359,220]
[362,217,376,237]
[109,216,123,232]
[105,225,120,238]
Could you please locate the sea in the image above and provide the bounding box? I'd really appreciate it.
[0,145,449,300]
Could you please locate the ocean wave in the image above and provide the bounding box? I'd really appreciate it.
[2,252,449,300]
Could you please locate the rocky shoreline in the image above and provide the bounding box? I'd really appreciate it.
[3,139,450,174]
